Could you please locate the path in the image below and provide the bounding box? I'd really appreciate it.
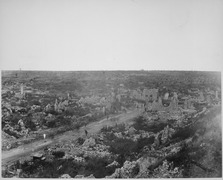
[2,109,141,166]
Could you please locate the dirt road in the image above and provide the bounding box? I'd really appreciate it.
[2,109,141,166]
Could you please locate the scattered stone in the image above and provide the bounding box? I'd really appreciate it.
[60,174,71,178]
[74,174,85,178]
[107,160,139,178]
[82,137,96,147]
[86,174,95,178]
[106,160,119,168]
[128,127,136,135]
[137,156,158,173]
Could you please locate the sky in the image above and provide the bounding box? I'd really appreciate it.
[0,0,223,71]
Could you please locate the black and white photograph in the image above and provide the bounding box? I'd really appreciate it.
[0,0,222,179]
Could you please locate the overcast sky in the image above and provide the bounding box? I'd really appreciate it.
[0,0,222,71]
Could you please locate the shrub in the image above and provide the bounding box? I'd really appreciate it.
[136,136,155,152]
[100,125,113,133]
[132,116,147,131]
[77,137,85,145]
[17,157,80,178]
[114,123,126,132]
[64,107,75,116]
[4,129,20,139]
[24,118,37,131]
[46,120,56,128]
[30,100,41,106]
[52,151,65,158]
[85,156,113,178]
[133,116,167,133]
[109,138,137,158]
[19,101,28,107]
[152,160,183,178]
[8,113,21,126]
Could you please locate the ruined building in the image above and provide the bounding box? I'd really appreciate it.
[163,92,169,100]
[184,98,195,109]
[206,94,212,104]
[54,99,58,111]
[143,88,158,101]
[198,91,205,101]
[20,84,24,95]
[215,91,219,99]
[147,92,179,112]
[151,97,163,111]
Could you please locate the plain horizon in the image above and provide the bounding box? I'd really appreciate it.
[0,0,223,71]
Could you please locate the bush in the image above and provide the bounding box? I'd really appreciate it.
[114,123,126,132]
[101,125,113,133]
[85,157,114,178]
[19,101,28,107]
[133,116,167,133]
[24,118,37,131]
[136,136,155,152]
[46,120,56,128]
[64,107,75,116]
[8,113,21,127]
[109,138,137,158]
[77,137,85,145]
[20,160,61,178]
[132,116,147,131]
[52,151,65,158]
[152,160,183,178]
[30,100,41,106]
[4,129,20,139]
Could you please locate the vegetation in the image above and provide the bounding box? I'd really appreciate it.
[1,71,221,178]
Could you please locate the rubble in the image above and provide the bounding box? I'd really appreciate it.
[106,160,119,168]
[106,160,139,178]
[2,71,221,178]
[137,156,157,173]
[86,174,95,178]
[82,137,96,147]
[60,174,71,178]
[74,174,85,178]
